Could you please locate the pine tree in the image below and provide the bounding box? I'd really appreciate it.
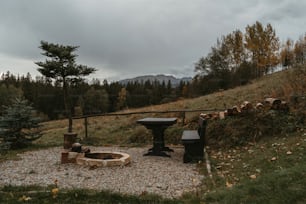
[35,41,96,132]
[0,98,42,149]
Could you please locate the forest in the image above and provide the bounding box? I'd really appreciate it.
[0,21,305,121]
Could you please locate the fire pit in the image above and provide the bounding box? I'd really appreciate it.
[76,151,131,167]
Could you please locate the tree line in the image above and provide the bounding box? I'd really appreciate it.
[1,21,305,122]
[191,21,306,96]
[0,71,188,121]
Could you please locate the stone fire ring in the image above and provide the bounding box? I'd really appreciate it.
[76,151,131,167]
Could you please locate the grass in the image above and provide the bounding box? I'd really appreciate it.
[0,185,181,204]
[36,67,305,148]
[0,66,305,203]
[199,131,306,203]
[204,163,306,203]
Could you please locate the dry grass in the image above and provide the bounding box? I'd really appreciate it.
[35,67,305,148]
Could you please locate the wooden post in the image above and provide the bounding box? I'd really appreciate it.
[84,117,88,138]
[63,132,77,149]
[181,111,185,126]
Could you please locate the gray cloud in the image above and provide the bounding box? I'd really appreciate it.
[0,0,306,80]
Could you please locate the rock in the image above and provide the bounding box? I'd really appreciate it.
[271,157,277,161]
[226,181,233,188]
[71,143,82,152]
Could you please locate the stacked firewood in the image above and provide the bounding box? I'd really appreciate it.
[200,97,289,120]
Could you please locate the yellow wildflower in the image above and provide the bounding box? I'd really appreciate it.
[19,195,32,201]
[51,187,59,198]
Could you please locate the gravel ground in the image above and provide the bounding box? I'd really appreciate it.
[0,146,204,198]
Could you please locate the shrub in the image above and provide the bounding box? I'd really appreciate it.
[0,98,42,149]
[205,110,300,148]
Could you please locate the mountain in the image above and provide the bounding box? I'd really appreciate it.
[118,74,192,87]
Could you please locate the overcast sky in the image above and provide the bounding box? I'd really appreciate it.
[0,0,305,81]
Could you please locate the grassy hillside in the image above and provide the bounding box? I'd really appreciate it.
[1,65,305,203]
[36,66,305,148]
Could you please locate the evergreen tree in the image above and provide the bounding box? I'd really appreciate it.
[35,41,96,132]
[83,87,109,114]
[0,98,42,149]
[0,84,23,115]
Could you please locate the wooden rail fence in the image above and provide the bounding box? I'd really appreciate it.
[73,108,223,138]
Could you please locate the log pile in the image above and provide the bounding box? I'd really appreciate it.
[200,97,289,120]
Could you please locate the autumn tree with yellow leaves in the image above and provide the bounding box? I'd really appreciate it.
[293,34,306,65]
[280,34,306,68]
[280,38,295,68]
[244,21,280,77]
[195,21,282,94]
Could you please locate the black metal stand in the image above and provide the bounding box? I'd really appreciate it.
[137,117,177,157]
[144,125,173,157]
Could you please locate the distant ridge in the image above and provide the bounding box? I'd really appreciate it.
[119,74,192,87]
